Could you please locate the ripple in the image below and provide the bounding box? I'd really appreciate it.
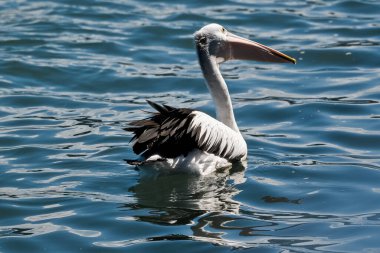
[0,183,134,203]
[321,39,380,48]
[25,210,76,222]
[0,222,100,238]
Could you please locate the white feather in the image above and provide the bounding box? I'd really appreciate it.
[189,111,247,160]
[138,149,232,176]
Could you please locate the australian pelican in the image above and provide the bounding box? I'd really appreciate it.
[126,23,295,175]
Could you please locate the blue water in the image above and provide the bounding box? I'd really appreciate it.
[1,0,380,252]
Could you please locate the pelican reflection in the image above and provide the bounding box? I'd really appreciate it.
[126,163,246,225]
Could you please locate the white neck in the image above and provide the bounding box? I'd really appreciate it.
[197,47,239,132]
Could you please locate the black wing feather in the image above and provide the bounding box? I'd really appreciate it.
[125,101,246,161]
[146,100,169,114]
[125,101,197,158]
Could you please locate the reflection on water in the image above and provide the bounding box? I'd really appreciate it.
[96,164,253,248]
[0,222,101,239]
[105,163,330,251]
[127,163,247,224]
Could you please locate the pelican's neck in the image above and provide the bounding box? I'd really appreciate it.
[197,46,239,132]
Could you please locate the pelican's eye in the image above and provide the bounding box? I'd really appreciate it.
[221,27,226,33]
[199,37,207,44]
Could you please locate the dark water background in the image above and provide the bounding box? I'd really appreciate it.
[1,0,380,252]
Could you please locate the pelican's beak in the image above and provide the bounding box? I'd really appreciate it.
[226,32,296,64]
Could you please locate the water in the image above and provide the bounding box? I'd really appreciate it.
[1,0,380,252]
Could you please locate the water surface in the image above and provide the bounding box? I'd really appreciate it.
[1,0,380,252]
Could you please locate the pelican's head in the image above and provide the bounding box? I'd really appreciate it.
[194,23,296,64]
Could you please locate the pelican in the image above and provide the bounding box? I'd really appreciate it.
[126,23,295,175]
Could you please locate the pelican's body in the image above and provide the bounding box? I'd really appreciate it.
[126,24,295,175]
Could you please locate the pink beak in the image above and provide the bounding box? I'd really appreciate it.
[226,32,296,64]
